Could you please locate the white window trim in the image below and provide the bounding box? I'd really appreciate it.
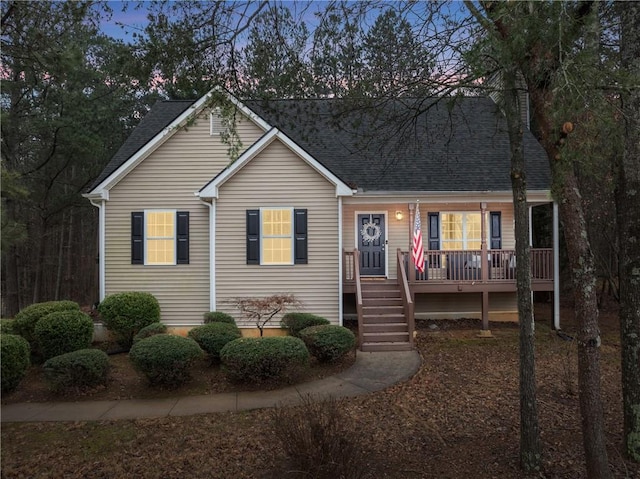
[260,207,294,265]
[144,209,177,265]
[209,108,222,136]
[441,211,483,251]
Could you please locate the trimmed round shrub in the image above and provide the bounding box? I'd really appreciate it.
[0,319,16,334]
[34,310,94,360]
[13,300,80,345]
[1,334,30,393]
[98,292,161,348]
[43,349,110,392]
[299,325,356,362]
[188,322,242,363]
[281,313,330,337]
[203,311,237,325]
[220,336,310,383]
[133,322,168,344]
[129,334,204,388]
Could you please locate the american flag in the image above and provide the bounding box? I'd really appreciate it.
[412,203,425,273]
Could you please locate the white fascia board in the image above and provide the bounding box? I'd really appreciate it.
[349,190,551,203]
[87,88,273,198]
[88,92,214,196]
[199,128,354,199]
[199,128,280,198]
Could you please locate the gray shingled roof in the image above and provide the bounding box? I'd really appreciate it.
[245,97,550,192]
[89,96,550,193]
[87,100,195,191]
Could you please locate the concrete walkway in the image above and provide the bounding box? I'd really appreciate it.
[1,350,421,423]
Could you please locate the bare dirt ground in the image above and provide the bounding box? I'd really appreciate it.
[2,302,639,479]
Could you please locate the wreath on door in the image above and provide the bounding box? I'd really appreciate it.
[360,221,381,243]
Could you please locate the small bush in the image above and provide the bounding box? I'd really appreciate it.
[34,310,94,360]
[129,334,204,388]
[271,395,369,479]
[281,313,330,337]
[203,311,237,325]
[299,325,356,362]
[43,349,110,392]
[98,292,161,349]
[188,322,242,363]
[133,322,168,344]
[13,300,80,345]
[0,319,16,334]
[0,334,31,393]
[220,336,309,383]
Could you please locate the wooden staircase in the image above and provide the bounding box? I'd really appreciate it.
[360,279,412,352]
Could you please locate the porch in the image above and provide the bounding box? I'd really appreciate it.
[343,248,555,351]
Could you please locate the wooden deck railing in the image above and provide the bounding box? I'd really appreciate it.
[343,248,554,284]
[397,249,415,348]
[352,249,364,348]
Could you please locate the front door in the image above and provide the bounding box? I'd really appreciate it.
[358,213,386,276]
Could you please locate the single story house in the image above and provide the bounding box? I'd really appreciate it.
[84,91,559,351]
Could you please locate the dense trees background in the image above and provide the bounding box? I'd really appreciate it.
[1,0,638,471]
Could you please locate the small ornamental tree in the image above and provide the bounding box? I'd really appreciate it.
[233,294,300,336]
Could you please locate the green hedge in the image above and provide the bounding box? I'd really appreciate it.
[299,325,356,362]
[98,292,161,349]
[0,334,31,393]
[280,313,330,337]
[129,334,204,388]
[13,300,80,346]
[43,349,110,391]
[133,322,168,344]
[34,310,94,360]
[203,311,237,325]
[220,336,309,383]
[0,319,16,334]
[188,322,242,363]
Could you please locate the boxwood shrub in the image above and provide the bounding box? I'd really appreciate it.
[133,322,168,344]
[280,313,330,337]
[129,334,204,388]
[34,310,94,360]
[203,311,236,325]
[0,334,31,393]
[13,300,80,346]
[299,325,356,362]
[188,322,242,363]
[220,336,310,383]
[0,319,16,334]
[98,292,161,349]
[43,349,110,392]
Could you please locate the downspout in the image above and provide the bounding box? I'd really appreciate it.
[338,196,343,326]
[553,201,560,330]
[199,198,215,313]
[89,199,106,302]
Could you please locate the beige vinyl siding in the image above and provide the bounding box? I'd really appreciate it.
[215,139,340,327]
[104,113,265,326]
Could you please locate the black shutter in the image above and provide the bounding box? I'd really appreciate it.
[294,209,308,264]
[246,209,260,264]
[176,211,189,264]
[428,213,440,250]
[490,212,502,249]
[131,212,144,264]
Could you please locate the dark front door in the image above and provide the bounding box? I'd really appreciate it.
[358,213,386,276]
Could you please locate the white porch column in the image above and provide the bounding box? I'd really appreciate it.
[338,196,343,326]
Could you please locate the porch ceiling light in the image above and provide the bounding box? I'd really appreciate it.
[395,210,404,221]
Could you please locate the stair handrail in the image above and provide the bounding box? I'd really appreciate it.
[353,249,364,349]
[397,249,415,348]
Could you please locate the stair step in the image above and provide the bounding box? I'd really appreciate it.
[362,291,401,299]
[362,314,406,324]
[363,323,408,333]
[362,305,404,315]
[363,331,410,343]
[361,342,413,352]
[361,298,404,307]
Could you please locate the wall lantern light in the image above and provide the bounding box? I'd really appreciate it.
[395,211,404,221]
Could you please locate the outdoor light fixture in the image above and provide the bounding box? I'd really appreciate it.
[395,211,404,221]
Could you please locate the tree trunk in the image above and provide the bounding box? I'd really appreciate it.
[618,1,640,462]
[503,68,541,472]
